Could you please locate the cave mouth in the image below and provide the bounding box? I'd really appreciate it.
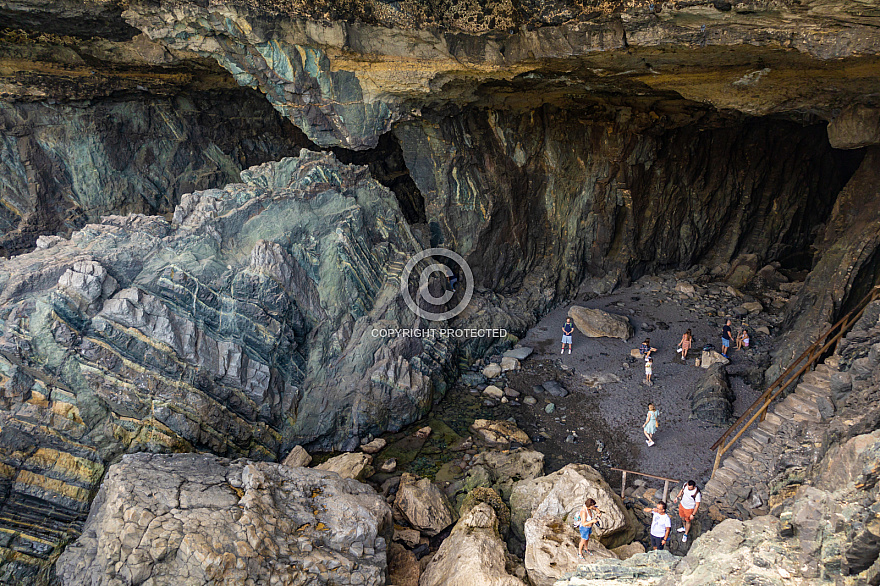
[331,133,427,225]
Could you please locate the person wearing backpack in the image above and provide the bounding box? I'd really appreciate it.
[575,498,602,560]
[673,480,702,543]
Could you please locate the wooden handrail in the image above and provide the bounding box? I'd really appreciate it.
[611,467,680,502]
[710,285,880,477]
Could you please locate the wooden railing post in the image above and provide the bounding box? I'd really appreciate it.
[662,480,670,503]
[620,471,627,499]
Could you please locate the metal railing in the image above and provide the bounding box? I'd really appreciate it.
[611,467,680,503]
[710,285,880,477]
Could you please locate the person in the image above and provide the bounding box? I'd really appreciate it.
[736,328,750,351]
[721,319,733,356]
[642,501,671,550]
[678,329,693,360]
[673,480,702,543]
[642,403,659,446]
[644,356,654,384]
[561,318,575,354]
[639,338,657,358]
[576,498,601,560]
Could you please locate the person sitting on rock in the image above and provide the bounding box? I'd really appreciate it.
[576,498,601,560]
[639,338,657,358]
[673,480,702,543]
[678,329,693,360]
[561,318,574,354]
[736,328,749,351]
[643,501,672,551]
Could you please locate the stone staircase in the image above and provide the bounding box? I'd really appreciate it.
[703,357,840,512]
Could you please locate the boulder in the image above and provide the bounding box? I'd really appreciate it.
[741,301,763,314]
[420,503,526,586]
[483,385,505,399]
[361,438,387,454]
[612,541,646,560]
[316,452,374,480]
[470,420,532,448]
[500,356,520,372]
[523,516,617,586]
[756,326,771,335]
[393,526,421,548]
[701,350,730,369]
[510,464,630,543]
[483,363,503,378]
[380,458,398,473]
[503,347,534,361]
[56,454,392,586]
[689,364,735,425]
[676,282,696,296]
[725,254,759,288]
[827,104,880,149]
[567,306,634,340]
[394,473,458,536]
[387,542,420,586]
[468,449,545,500]
[462,372,487,386]
[556,550,677,585]
[281,445,312,467]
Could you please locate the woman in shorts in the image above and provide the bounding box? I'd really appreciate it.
[577,498,601,560]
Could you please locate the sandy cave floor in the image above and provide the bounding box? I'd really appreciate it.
[424,277,772,493]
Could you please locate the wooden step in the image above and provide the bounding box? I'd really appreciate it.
[773,403,796,422]
[763,412,783,427]
[732,448,754,464]
[757,419,780,435]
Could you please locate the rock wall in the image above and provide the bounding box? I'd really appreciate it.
[0,90,313,255]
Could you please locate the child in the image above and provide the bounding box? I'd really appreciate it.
[678,329,693,360]
[645,356,653,384]
[643,403,659,446]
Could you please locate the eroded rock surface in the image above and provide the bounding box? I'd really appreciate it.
[56,453,392,586]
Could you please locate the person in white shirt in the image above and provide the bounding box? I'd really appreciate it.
[642,501,671,550]
[673,480,702,543]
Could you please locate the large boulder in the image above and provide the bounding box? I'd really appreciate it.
[523,516,617,586]
[420,502,526,586]
[56,453,392,586]
[394,473,458,536]
[282,445,312,467]
[689,365,735,425]
[568,306,633,340]
[467,449,545,500]
[316,452,374,480]
[827,104,880,149]
[509,464,630,544]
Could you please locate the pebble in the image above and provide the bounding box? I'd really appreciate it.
[523,396,537,405]
[544,403,556,414]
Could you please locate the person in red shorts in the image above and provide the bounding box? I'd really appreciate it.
[673,480,701,543]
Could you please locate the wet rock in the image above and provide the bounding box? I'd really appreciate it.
[281,445,312,468]
[568,306,634,340]
[316,453,374,481]
[524,516,617,586]
[689,365,735,425]
[420,503,526,586]
[56,453,391,586]
[541,380,569,398]
[361,438,387,454]
[462,372,487,386]
[470,420,532,448]
[394,473,458,537]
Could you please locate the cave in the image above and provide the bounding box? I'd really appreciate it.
[1,0,880,584]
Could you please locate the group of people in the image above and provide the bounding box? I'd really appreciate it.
[575,480,703,558]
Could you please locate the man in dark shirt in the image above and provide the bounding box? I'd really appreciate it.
[561,318,574,354]
[721,319,733,356]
